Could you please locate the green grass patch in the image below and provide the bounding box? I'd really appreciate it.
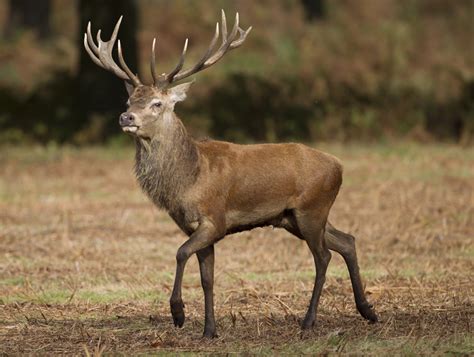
[227,332,474,355]
[1,286,167,305]
[0,276,25,286]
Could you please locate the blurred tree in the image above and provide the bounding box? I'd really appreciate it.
[300,0,325,21]
[1,0,472,144]
[206,74,314,142]
[5,0,51,39]
[76,0,138,142]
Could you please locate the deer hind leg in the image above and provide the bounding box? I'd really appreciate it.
[324,222,378,322]
[294,210,332,330]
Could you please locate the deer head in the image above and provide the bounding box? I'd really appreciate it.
[83,11,252,140]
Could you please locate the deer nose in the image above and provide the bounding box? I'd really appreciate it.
[119,112,135,126]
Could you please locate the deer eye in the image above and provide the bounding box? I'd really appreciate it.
[151,102,162,109]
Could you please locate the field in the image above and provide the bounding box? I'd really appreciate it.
[0,143,472,355]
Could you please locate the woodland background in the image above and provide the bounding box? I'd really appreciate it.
[0,0,473,145]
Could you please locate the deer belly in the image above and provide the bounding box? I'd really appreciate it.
[225,204,286,230]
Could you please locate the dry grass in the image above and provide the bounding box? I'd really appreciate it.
[0,143,473,355]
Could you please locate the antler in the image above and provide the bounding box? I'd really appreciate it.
[83,16,141,87]
[151,10,252,88]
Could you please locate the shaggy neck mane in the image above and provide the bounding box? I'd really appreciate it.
[134,113,199,213]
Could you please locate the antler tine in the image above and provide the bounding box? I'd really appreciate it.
[83,17,141,86]
[84,33,104,68]
[117,40,141,85]
[151,38,159,85]
[221,9,228,45]
[228,12,240,43]
[164,38,189,84]
[111,16,122,44]
[96,29,102,47]
[197,23,221,65]
[87,21,99,53]
[229,26,252,49]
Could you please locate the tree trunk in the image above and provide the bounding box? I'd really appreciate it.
[6,0,51,39]
[300,0,326,21]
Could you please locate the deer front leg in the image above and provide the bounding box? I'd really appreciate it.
[170,219,220,329]
[197,245,217,338]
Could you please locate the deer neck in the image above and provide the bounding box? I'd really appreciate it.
[134,112,199,212]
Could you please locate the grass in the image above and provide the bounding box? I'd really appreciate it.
[0,142,473,354]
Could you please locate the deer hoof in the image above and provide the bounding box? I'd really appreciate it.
[301,317,316,330]
[170,300,185,327]
[172,311,185,327]
[202,330,218,339]
[357,302,378,323]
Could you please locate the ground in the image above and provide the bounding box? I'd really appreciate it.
[0,143,472,355]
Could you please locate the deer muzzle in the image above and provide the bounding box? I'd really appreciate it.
[119,112,138,133]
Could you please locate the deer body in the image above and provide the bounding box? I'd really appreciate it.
[84,11,378,338]
[135,119,343,236]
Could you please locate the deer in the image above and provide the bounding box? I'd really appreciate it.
[83,11,378,338]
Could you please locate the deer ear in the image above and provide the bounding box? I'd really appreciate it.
[169,81,194,103]
[124,81,135,96]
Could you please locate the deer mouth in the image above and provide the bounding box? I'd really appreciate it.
[122,125,139,133]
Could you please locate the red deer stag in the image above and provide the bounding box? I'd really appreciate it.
[83,11,378,338]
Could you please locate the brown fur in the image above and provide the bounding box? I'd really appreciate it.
[134,121,199,215]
